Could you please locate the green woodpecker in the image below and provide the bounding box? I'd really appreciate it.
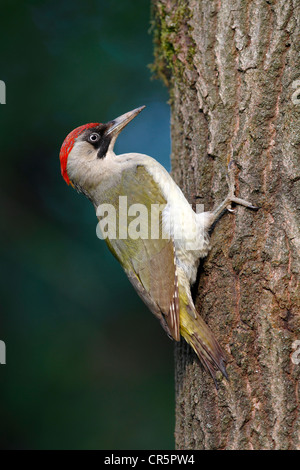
[59,106,256,387]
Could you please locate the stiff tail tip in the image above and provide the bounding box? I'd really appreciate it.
[180,316,228,389]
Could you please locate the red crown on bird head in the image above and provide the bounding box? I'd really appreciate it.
[59,123,100,185]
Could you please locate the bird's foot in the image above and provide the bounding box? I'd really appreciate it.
[225,161,258,212]
[208,160,258,228]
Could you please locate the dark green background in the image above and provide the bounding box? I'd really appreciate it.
[0,0,174,449]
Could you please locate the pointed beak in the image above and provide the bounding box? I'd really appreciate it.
[105,105,146,137]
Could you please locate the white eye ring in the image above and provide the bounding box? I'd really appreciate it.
[89,133,100,143]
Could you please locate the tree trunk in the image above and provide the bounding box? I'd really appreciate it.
[151,0,300,450]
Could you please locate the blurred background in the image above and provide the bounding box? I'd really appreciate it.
[0,0,174,449]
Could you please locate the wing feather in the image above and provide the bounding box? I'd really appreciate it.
[98,165,180,341]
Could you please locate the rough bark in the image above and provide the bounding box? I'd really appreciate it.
[151,0,300,450]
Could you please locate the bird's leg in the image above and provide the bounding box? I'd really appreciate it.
[207,161,258,230]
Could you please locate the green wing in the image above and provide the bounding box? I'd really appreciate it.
[98,165,180,340]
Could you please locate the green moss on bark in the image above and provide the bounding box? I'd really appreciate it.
[150,0,196,91]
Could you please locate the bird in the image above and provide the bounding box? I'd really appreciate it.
[59,105,257,387]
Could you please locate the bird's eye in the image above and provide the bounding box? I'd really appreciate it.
[89,133,100,143]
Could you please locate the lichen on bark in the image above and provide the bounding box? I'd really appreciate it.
[151,0,300,450]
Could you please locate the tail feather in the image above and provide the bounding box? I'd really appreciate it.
[180,307,228,388]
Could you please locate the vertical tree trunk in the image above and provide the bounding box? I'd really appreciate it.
[152,0,300,450]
